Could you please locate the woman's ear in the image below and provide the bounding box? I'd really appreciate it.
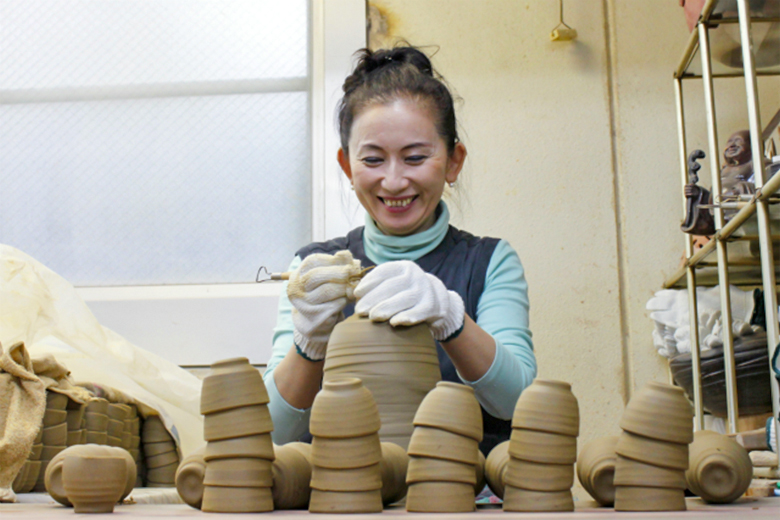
[445,142,467,184]
[337,148,352,182]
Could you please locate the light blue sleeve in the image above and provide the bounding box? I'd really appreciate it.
[456,240,536,420]
[262,255,313,444]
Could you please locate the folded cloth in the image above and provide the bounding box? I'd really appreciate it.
[31,353,91,404]
[0,341,46,503]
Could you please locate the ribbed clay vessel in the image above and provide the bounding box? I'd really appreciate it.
[323,315,439,449]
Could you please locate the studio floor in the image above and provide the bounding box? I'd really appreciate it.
[3,495,779,519]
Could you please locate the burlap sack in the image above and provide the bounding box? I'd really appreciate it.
[0,341,46,503]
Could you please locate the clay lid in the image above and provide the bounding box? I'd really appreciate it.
[412,382,483,441]
[512,379,579,436]
[620,381,693,444]
[310,378,381,439]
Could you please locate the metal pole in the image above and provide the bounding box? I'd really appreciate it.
[698,21,740,433]
[736,0,780,460]
[675,77,705,430]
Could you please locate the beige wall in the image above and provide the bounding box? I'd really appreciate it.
[369,0,780,456]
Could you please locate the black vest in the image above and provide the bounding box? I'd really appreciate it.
[297,225,509,455]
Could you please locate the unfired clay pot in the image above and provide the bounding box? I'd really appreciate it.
[576,435,618,506]
[200,357,269,415]
[412,381,483,441]
[203,457,273,487]
[310,463,382,492]
[615,431,689,470]
[324,315,439,449]
[61,454,127,513]
[685,430,752,503]
[504,457,573,492]
[47,392,69,411]
[511,379,579,436]
[309,489,383,514]
[310,378,381,439]
[502,486,574,512]
[204,433,275,461]
[485,440,509,499]
[202,485,274,513]
[311,434,382,469]
[407,426,480,465]
[175,447,206,510]
[406,456,476,485]
[620,381,693,445]
[614,485,686,512]
[272,443,312,510]
[406,481,475,513]
[379,442,408,505]
[203,404,274,441]
[614,454,687,489]
[508,428,577,464]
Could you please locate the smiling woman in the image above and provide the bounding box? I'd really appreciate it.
[263,46,537,456]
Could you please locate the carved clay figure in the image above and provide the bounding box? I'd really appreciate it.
[682,130,755,236]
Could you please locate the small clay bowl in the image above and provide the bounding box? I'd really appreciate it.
[511,379,579,436]
[379,442,408,505]
[475,449,486,494]
[310,463,382,492]
[204,457,273,487]
[412,381,483,441]
[130,435,141,450]
[309,489,383,514]
[311,433,381,469]
[121,432,132,450]
[615,431,689,470]
[614,485,686,511]
[62,454,127,513]
[508,428,577,464]
[620,381,693,444]
[107,419,125,438]
[201,372,269,415]
[406,456,476,485]
[144,440,177,457]
[34,426,43,444]
[66,408,85,431]
[407,426,480,465]
[502,485,574,512]
[485,440,510,499]
[42,445,65,461]
[107,403,131,421]
[66,430,83,447]
[272,443,312,510]
[42,423,68,446]
[43,409,68,427]
[18,460,41,493]
[202,485,274,513]
[46,392,69,411]
[504,457,574,492]
[614,454,686,489]
[146,462,179,484]
[309,378,380,439]
[85,412,108,432]
[129,417,140,436]
[576,435,618,506]
[406,481,475,513]
[106,435,122,447]
[204,433,275,461]
[86,398,109,415]
[175,447,206,510]
[142,416,172,443]
[203,404,274,441]
[686,431,752,503]
[146,450,180,469]
[86,431,108,445]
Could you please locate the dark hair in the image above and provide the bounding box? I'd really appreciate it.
[338,46,459,155]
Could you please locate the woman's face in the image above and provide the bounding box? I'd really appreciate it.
[338,98,466,237]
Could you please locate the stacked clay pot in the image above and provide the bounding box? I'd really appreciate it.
[201,357,275,513]
[32,391,70,492]
[485,440,510,499]
[309,378,383,513]
[12,420,43,493]
[685,430,752,503]
[323,315,439,449]
[272,442,312,510]
[405,382,483,513]
[45,444,136,508]
[85,398,109,445]
[379,441,409,506]
[504,379,579,512]
[142,415,181,487]
[577,435,619,506]
[66,401,86,447]
[176,447,207,510]
[613,381,693,512]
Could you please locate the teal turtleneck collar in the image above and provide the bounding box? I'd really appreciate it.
[363,201,450,264]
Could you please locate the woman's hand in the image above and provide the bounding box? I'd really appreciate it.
[354,260,465,341]
[287,251,361,360]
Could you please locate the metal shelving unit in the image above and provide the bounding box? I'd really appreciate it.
[669,0,779,477]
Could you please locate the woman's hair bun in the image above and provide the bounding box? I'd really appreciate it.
[343,47,433,94]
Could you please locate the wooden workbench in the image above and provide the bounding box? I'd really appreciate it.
[1,497,779,519]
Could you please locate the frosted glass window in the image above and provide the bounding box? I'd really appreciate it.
[0,0,311,286]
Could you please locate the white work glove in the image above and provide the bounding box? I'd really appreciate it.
[287,251,362,361]
[354,260,465,342]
